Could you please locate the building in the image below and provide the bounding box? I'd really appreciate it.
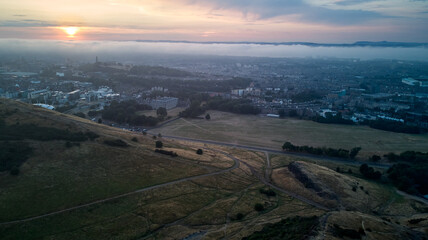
[402,78,428,87]
[145,97,178,110]
[67,90,81,101]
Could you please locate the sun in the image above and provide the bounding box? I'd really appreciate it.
[62,27,79,37]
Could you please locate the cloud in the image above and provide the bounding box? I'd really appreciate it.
[0,20,56,27]
[176,0,384,24]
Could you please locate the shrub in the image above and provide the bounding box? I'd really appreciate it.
[0,141,33,173]
[196,149,203,155]
[131,137,138,142]
[155,140,163,148]
[10,167,20,175]
[155,149,178,157]
[236,213,244,220]
[259,188,276,197]
[254,203,264,212]
[104,139,129,147]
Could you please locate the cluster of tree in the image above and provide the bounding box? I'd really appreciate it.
[387,163,428,195]
[282,142,361,159]
[73,112,86,118]
[206,97,261,115]
[259,188,276,197]
[155,149,178,157]
[0,141,32,175]
[179,102,206,118]
[0,123,99,142]
[55,104,77,113]
[103,139,129,147]
[101,100,160,126]
[88,110,102,117]
[130,65,191,77]
[313,112,354,125]
[180,97,261,118]
[384,151,428,163]
[369,155,381,162]
[368,119,420,134]
[333,224,366,239]
[290,90,323,103]
[242,216,319,240]
[359,164,382,180]
[113,76,251,94]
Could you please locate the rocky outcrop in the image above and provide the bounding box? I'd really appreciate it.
[288,161,337,200]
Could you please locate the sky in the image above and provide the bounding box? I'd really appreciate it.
[0,0,427,42]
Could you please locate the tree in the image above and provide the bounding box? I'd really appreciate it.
[156,107,167,118]
[205,113,211,120]
[155,140,163,148]
[158,133,162,138]
[254,203,264,212]
[350,147,362,159]
[196,149,203,155]
[10,167,20,176]
[370,155,381,162]
[98,118,102,124]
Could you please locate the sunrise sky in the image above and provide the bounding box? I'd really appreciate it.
[0,0,427,42]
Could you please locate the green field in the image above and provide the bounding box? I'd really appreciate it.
[156,111,428,157]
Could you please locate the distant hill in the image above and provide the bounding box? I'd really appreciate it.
[134,40,428,48]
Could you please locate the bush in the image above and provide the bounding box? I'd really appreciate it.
[104,139,129,147]
[73,112,86,118]
[196,149,203,155]
[243,216,319,240]
[254,203,264,212]
[155,149,178,157]
[370,155,381,162]
[259,188,276,197]
[10,167,20,175]
[0,141,33,173]
[155,140,163,148]
[236,213,244,221]
[359,164,382,180]
[131,137,138,142]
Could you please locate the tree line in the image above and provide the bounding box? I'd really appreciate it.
[282,142,361,159]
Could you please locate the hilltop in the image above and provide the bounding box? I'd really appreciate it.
[0,99,427,239]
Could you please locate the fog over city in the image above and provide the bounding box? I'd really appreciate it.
[1,39,428,62]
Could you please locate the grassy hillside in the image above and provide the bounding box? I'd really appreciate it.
[0,99,230,221]
[1,99,427,240]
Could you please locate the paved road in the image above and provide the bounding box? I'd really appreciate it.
[157,134,391,169]
[0,150,240,226]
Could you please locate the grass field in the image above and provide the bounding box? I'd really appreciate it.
[156,111,428,157]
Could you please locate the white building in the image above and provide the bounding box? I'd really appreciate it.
[402,78,428,87]
[145,97,178,110]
